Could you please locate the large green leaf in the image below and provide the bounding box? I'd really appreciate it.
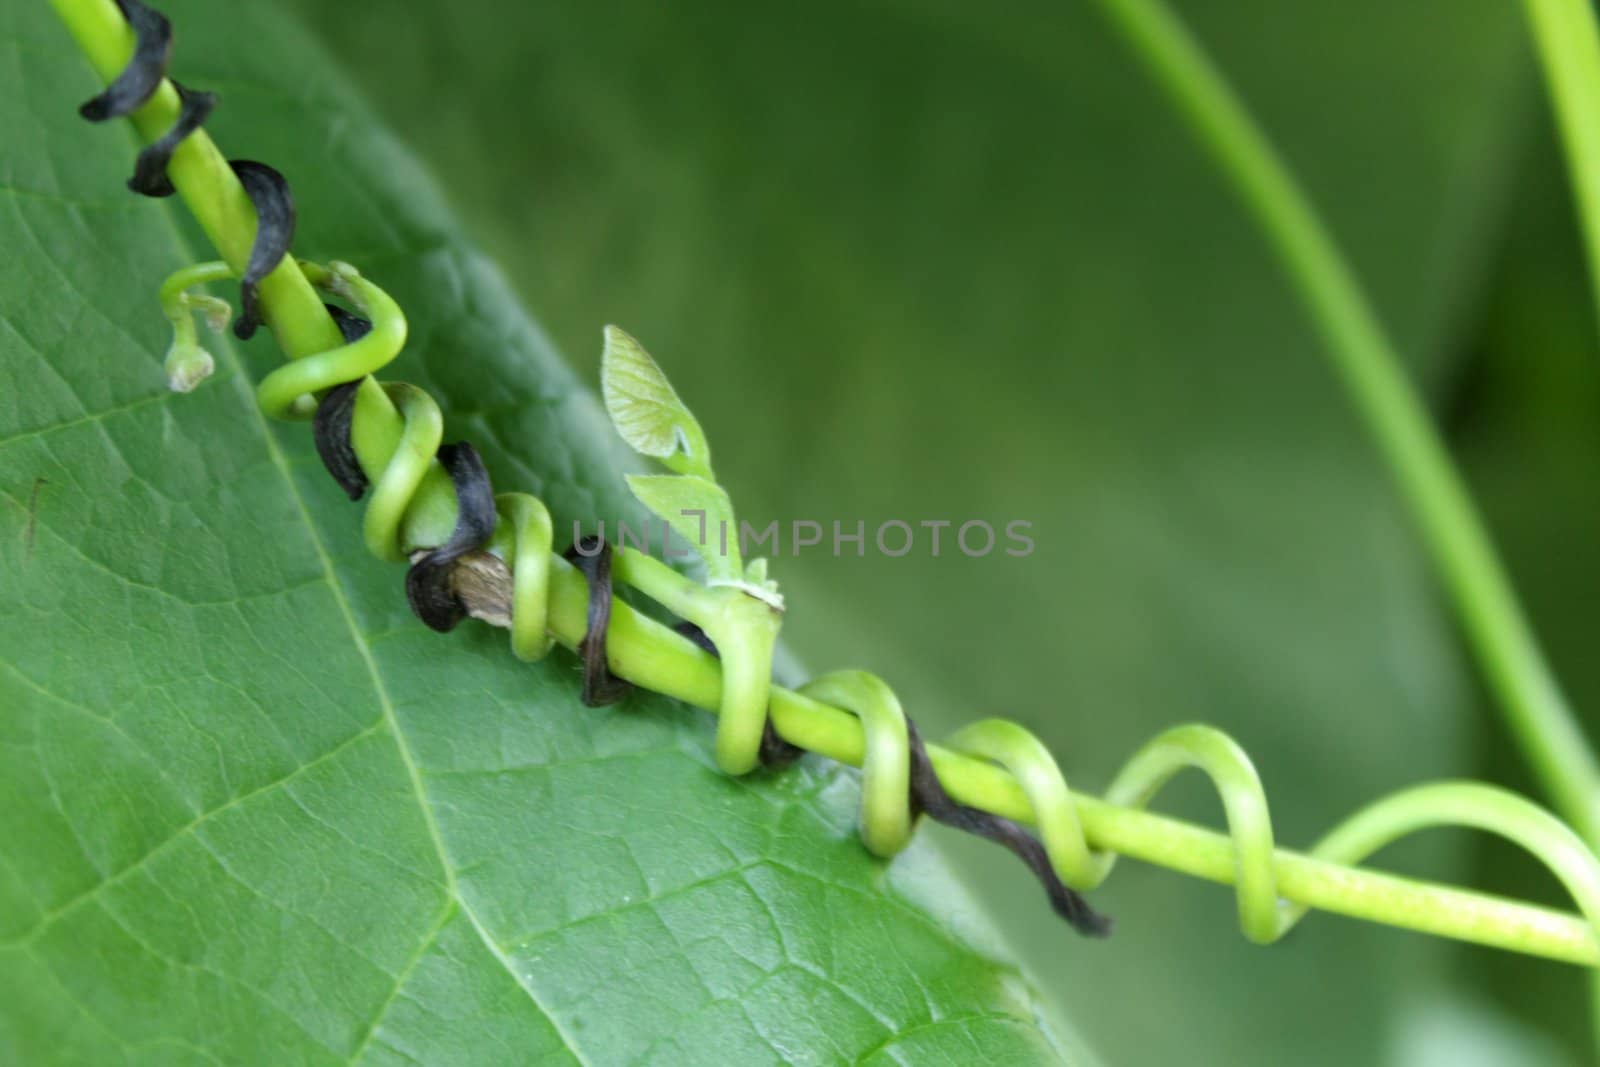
[0,2,1084,1063]
[277,0,1558,1062]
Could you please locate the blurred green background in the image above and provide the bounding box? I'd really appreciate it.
[277,0,1600,1062]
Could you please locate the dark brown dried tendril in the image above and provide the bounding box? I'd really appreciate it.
[674,622,801,768]
[78,0,170,122]
[405,442,498,632]
[75,4,294,342]
[76,2,212,201]
[324,305,374,345]
[309,307,377,500]
[127,81,216,197]
[907,720,1112,937]
[562,537,634,707]
[229,161,296,340]
[312,381,367,501]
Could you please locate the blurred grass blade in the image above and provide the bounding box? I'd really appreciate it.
[1522,0,1600,346]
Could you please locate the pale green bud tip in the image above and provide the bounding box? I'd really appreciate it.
[326,260,363,301]
[164,342,215,393]
[187,294,233,334]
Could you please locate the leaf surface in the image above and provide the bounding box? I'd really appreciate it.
[0,2,1080,1063]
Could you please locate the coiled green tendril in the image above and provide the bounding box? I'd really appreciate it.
[158,255,1600,962]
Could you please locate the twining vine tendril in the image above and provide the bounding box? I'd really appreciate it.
[677,622,803,769]
[57,0,1600,973]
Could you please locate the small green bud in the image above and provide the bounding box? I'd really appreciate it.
[164,341,215,393]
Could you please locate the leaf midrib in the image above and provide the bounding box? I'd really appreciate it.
[219,312,593,1067]
[133,130,595,1065]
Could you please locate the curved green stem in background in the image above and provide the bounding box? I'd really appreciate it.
[1522,0,1600,345]
[47,0,1600,1005]
[1084,0,1600,846]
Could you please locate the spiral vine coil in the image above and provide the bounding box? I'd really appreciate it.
[69,0,1600,961]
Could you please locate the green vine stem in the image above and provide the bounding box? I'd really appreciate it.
[48,0,1600,989]
[1084,0,1600,847]
[49,0,460,552]
[1523,0,1600,344]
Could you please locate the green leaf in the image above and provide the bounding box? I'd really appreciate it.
[601,325,711,478]
[624,472,745,584]
[279,0,1548,1060]
[0,2,1075,1063]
